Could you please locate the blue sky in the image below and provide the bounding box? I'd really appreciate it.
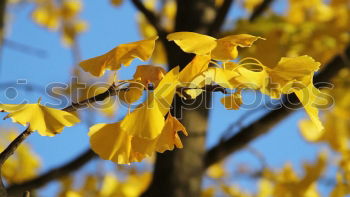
[0,0,332,196]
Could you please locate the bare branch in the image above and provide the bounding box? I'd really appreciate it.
[3,39,47,58]
[204,45,350,168]
[6,149,96,196]
[0,129,32,166]
[249,0,274,22]
[0,128,32,196]
[63,83,120,112]
[207,0,235,36]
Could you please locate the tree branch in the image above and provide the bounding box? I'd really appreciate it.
[0,83,226,195]
[6,149,96,196]
[3,39,47,59]
[0,128,32,196]
[204,45,350,168]
[207,0,235,36]
[249,0,274,22]
[0,84,120,195]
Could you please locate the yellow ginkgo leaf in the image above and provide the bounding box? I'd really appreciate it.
[154,66,180,115]
[220,91,243,110]
[204,67,239,89]
[130,136,157,162]
[89,121,152,164]
[211,34,263,61]
[120,67,179,140]
[167,32,217,55]
[130,113,188,156]
[0,102,80,136]
[79,36,158,77]
[230,66,269,91]
[179,55,211,84]
[268,55,321,91]
[155,113,188,152]
[133,65,166,88]
[117,81,144,104]
[89,114,188,164]
[121,94,165,139]
[88,122,132,164]
[294,83,324,132]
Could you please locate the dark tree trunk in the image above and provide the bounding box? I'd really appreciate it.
[142,1,217,196]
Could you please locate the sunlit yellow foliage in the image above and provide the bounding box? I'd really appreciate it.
[89,112,187,164]
[167,32,218,55]
[211,34,263,61]
[235,0,350,65]
[117,81,144,105]
[133,65,166,88]
[167,32,262,60]
[79,37,158,77]
[2,0,350,196]
[0,100,80,136]
[265,152,327,197]
[88,66,188,164]
[299,68,350,151]
[121,94,166,139]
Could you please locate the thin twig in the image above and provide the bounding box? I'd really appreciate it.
[3,39,47,58]
[0,128,32,196]
[0,129,32,166]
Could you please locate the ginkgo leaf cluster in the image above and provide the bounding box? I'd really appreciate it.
[75,31,324,164]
